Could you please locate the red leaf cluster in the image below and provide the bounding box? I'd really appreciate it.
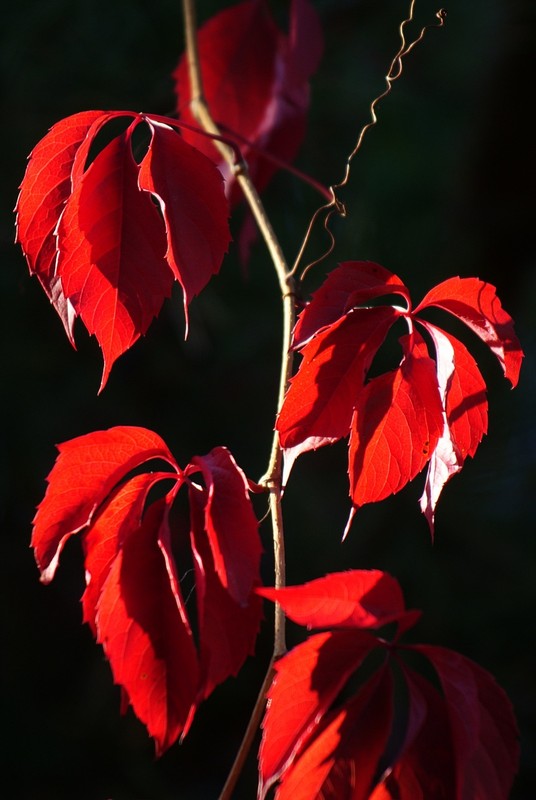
[31,426,262,754]
[174,0,323,204]
[277,261,523,534]
[16,1,323,386]
[258,572,519,799]
[17,3,525,790]
[15,112,231,389]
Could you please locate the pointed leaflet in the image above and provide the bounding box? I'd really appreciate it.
[424,322,489,460]
[286,0,325,86]
[81,472,177,635]
[417,322,488,530]
[174,0,323,203]
[18,112,231,388]
[292,261,410,348]
[349,331,444,510]
[277,306,398,453]
[258,570,410,797]
[273,667,393,800]
[414,276,523,386]
[371,651,519,799]
[248,0,323,197]
[412,645,519,800]
[15,110,112,339]
[260,572,519,799]
[137,120,231,321]
[259,629,379,797]
[278,262,522,532]
[57,125,174,390]
[32,426,178,583]
[189,447,262,605]
[32,427,262,752]
[175,0,277,176]
[369,667,457,800]
[258,569,406,630]
[188,482,262,700]
[95,497,199,756]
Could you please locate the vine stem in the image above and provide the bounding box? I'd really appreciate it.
[181,1,295,796]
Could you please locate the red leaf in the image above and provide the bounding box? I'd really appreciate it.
[414,276,523,387]
[138,120,231,321]
[273,667,393,800]
[174,0,323,202]
[417,322,488,531]
[370,666,457,799]
[260,572,519,799]
[279,263,522,533]
[32,426,178,583]
[18,112,231,388]
[32,427,262,752]
[258,570,411,796]
[175,1,277,166]
[286,0,325,85]
[81,472,176,635]
[248,0,323,197]
[15,110,112,339]
[96,497,199,755]
[188,482,262,700]
[292,261,409,348]
[189,447,262,605]
[413,645,520,800]
[277,306,398,456]
[259,629,378,797]
[372,652,519,799]
[348,332,444,511]
[426,322,488,460]
[257,569,406,630]
[57,126,174,390]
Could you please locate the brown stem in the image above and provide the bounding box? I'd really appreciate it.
[181,1,295,796]
[218,661,276,800]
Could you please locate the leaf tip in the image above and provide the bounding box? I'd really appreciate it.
[97,361,112,395]
[35,548,61,585]
[419,492,436,541]
[342,506,357,541]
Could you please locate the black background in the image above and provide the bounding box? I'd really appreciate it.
[2,1,535,797]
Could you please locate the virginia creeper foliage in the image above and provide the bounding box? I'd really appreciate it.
[17,0,524,796]
[32,426,262,754]
[15,111,231,390]
[276,261,523,534]
[258,572,519,799]
[174,0,323,204]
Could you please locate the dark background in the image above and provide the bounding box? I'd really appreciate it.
[1,0,535,797]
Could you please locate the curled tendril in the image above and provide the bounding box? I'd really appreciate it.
[292,3,447,284]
